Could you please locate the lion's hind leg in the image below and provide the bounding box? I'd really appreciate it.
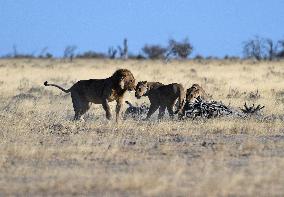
[71,92,90,121]
[167,104,175,119]
[158,105,166,120]
[144,104,159,120]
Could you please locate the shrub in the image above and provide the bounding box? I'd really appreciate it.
[142,44,167,59]
[167,38,193,59]
[76,51,106,59]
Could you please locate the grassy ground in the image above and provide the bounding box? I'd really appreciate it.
[0,59,284,196]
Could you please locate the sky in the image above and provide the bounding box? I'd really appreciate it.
[0,0,284,58]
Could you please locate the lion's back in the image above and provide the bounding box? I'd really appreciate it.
[158,83,184,96]
[72,78,112,103]
[148,83,184,105]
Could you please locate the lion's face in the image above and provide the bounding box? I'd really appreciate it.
[114,69,136,91]
[135,81,148,99]
[119,74,136,91]
[186,87,200,102]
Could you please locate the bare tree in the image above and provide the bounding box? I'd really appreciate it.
[277,40,284,58]
[108,47,117,59]
[243,37,284,61]
[12,45,18,57]
[118,38,128,60]
[11,45,34,58]
[263,39,278,60]
[63,45,77,62]
[243,36,264,60]
[38,47,49,58]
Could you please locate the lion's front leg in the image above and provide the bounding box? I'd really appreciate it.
[115,98,123,123]
[102,99,112,120]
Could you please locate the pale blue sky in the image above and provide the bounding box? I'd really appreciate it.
[0,0,283,57]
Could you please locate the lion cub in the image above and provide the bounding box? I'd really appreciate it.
[186,84,208,102]
[135,81,185,119]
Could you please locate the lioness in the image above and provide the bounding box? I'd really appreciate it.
[135,81,185,119]
[44,69,135,122]
[186,84,208,102]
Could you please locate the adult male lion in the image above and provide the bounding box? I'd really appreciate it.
[44,69,135,122]
[135,81,185,120]
[186,84,208,102]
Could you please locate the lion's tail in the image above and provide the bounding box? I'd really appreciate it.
[44,81,71,93]
[175,85,186,114]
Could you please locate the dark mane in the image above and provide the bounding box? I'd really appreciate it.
[111,69,133,79]
[111,69,135,91]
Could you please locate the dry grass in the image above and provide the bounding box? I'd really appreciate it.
[0,59,284,196]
